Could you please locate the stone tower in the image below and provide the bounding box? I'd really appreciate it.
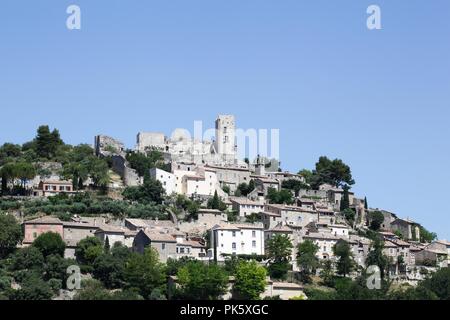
[215,115,236,161]
[255,155,266,176]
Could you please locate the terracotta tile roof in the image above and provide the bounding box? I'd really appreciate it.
[125,218,175,229]
[304,232,340,241]
[40,180,73,185]
[229,197,264,206]
[24,216,63,225]
[142,230,177,243]
[383,240,398,248]
[260,211,281,217]
[198,208,223,214]
[95,224,126,234]
[267,224,293,233]
[63,221,99,229]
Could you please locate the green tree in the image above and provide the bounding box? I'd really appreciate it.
[176,261,228,300]
[88,158,110,190]
[245,213,260,224]
[208,191,220,210]
[0,163,18,194]
[420,267,450,300]
[32,232,66,257]
[342,208,356,225]
[310,156,355,189]
[35,125,63,159]
[93,244,130,289]
[123,178,166,204]
[368,211,384,231]
[333,240,355,277]
[10,246,45,271]
[15,162,36,189]
[74,279,113,300]
[298,169,314,186]
[10,274,53,300]
[75,237,104,270]
[236,181,255,197]
[233,260,267,300]
[266,234,293,280]
[126,150,165,177]
[418,225,437,243]
[388,285,438,300]
[0,213,23,258]
[43,254,73,284]
[296,240,319,283]
[319,259,335,286]
[0,143,22,162]
[267,188,294,205]
[124,247,166,299]
[340,186,350,211]
[282,179,309,195]
[93,253,125,289]
[365,237,389,280]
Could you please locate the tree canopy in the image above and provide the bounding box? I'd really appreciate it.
[0,214,23,258]
[233,260,267,300]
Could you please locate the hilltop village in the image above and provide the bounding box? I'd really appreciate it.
[0,115,448,300]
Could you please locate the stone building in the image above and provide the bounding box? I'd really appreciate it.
[23,217,64,245]
[390,218,420,241]
[209,223,265,262]
[135,115,238,166]
[94,135,125,157]
[229,197,265,218]
[132,229,178,263]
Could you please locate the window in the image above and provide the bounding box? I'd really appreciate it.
[162,243,166,250]
[180,248,185,254]
[232,243,236,250]
[252,241,256,248]
[323,246,326,251]
[33,232,37,239]
[252,231,256,237]
[232,231,236,237]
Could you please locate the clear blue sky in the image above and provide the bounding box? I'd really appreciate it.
[1,1,449,239]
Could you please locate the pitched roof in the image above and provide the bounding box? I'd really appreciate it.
[142,230,177,243]
[229,197,264,206]
[435,240,450,246]
[95,224,126,234]
[267,224,293,233]
[24,216,63,225]
[40,179,73,185]
[125,218,175,229]
[390,238,411,247]
[259,211,281,217]
[211,223,264,231]
[63,221,99,229]
[198,208,223,214]
[383,240,398,248]
[179,240,206,248]
[304,232,340,241]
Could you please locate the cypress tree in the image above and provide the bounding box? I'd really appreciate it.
[340,186,350,211]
